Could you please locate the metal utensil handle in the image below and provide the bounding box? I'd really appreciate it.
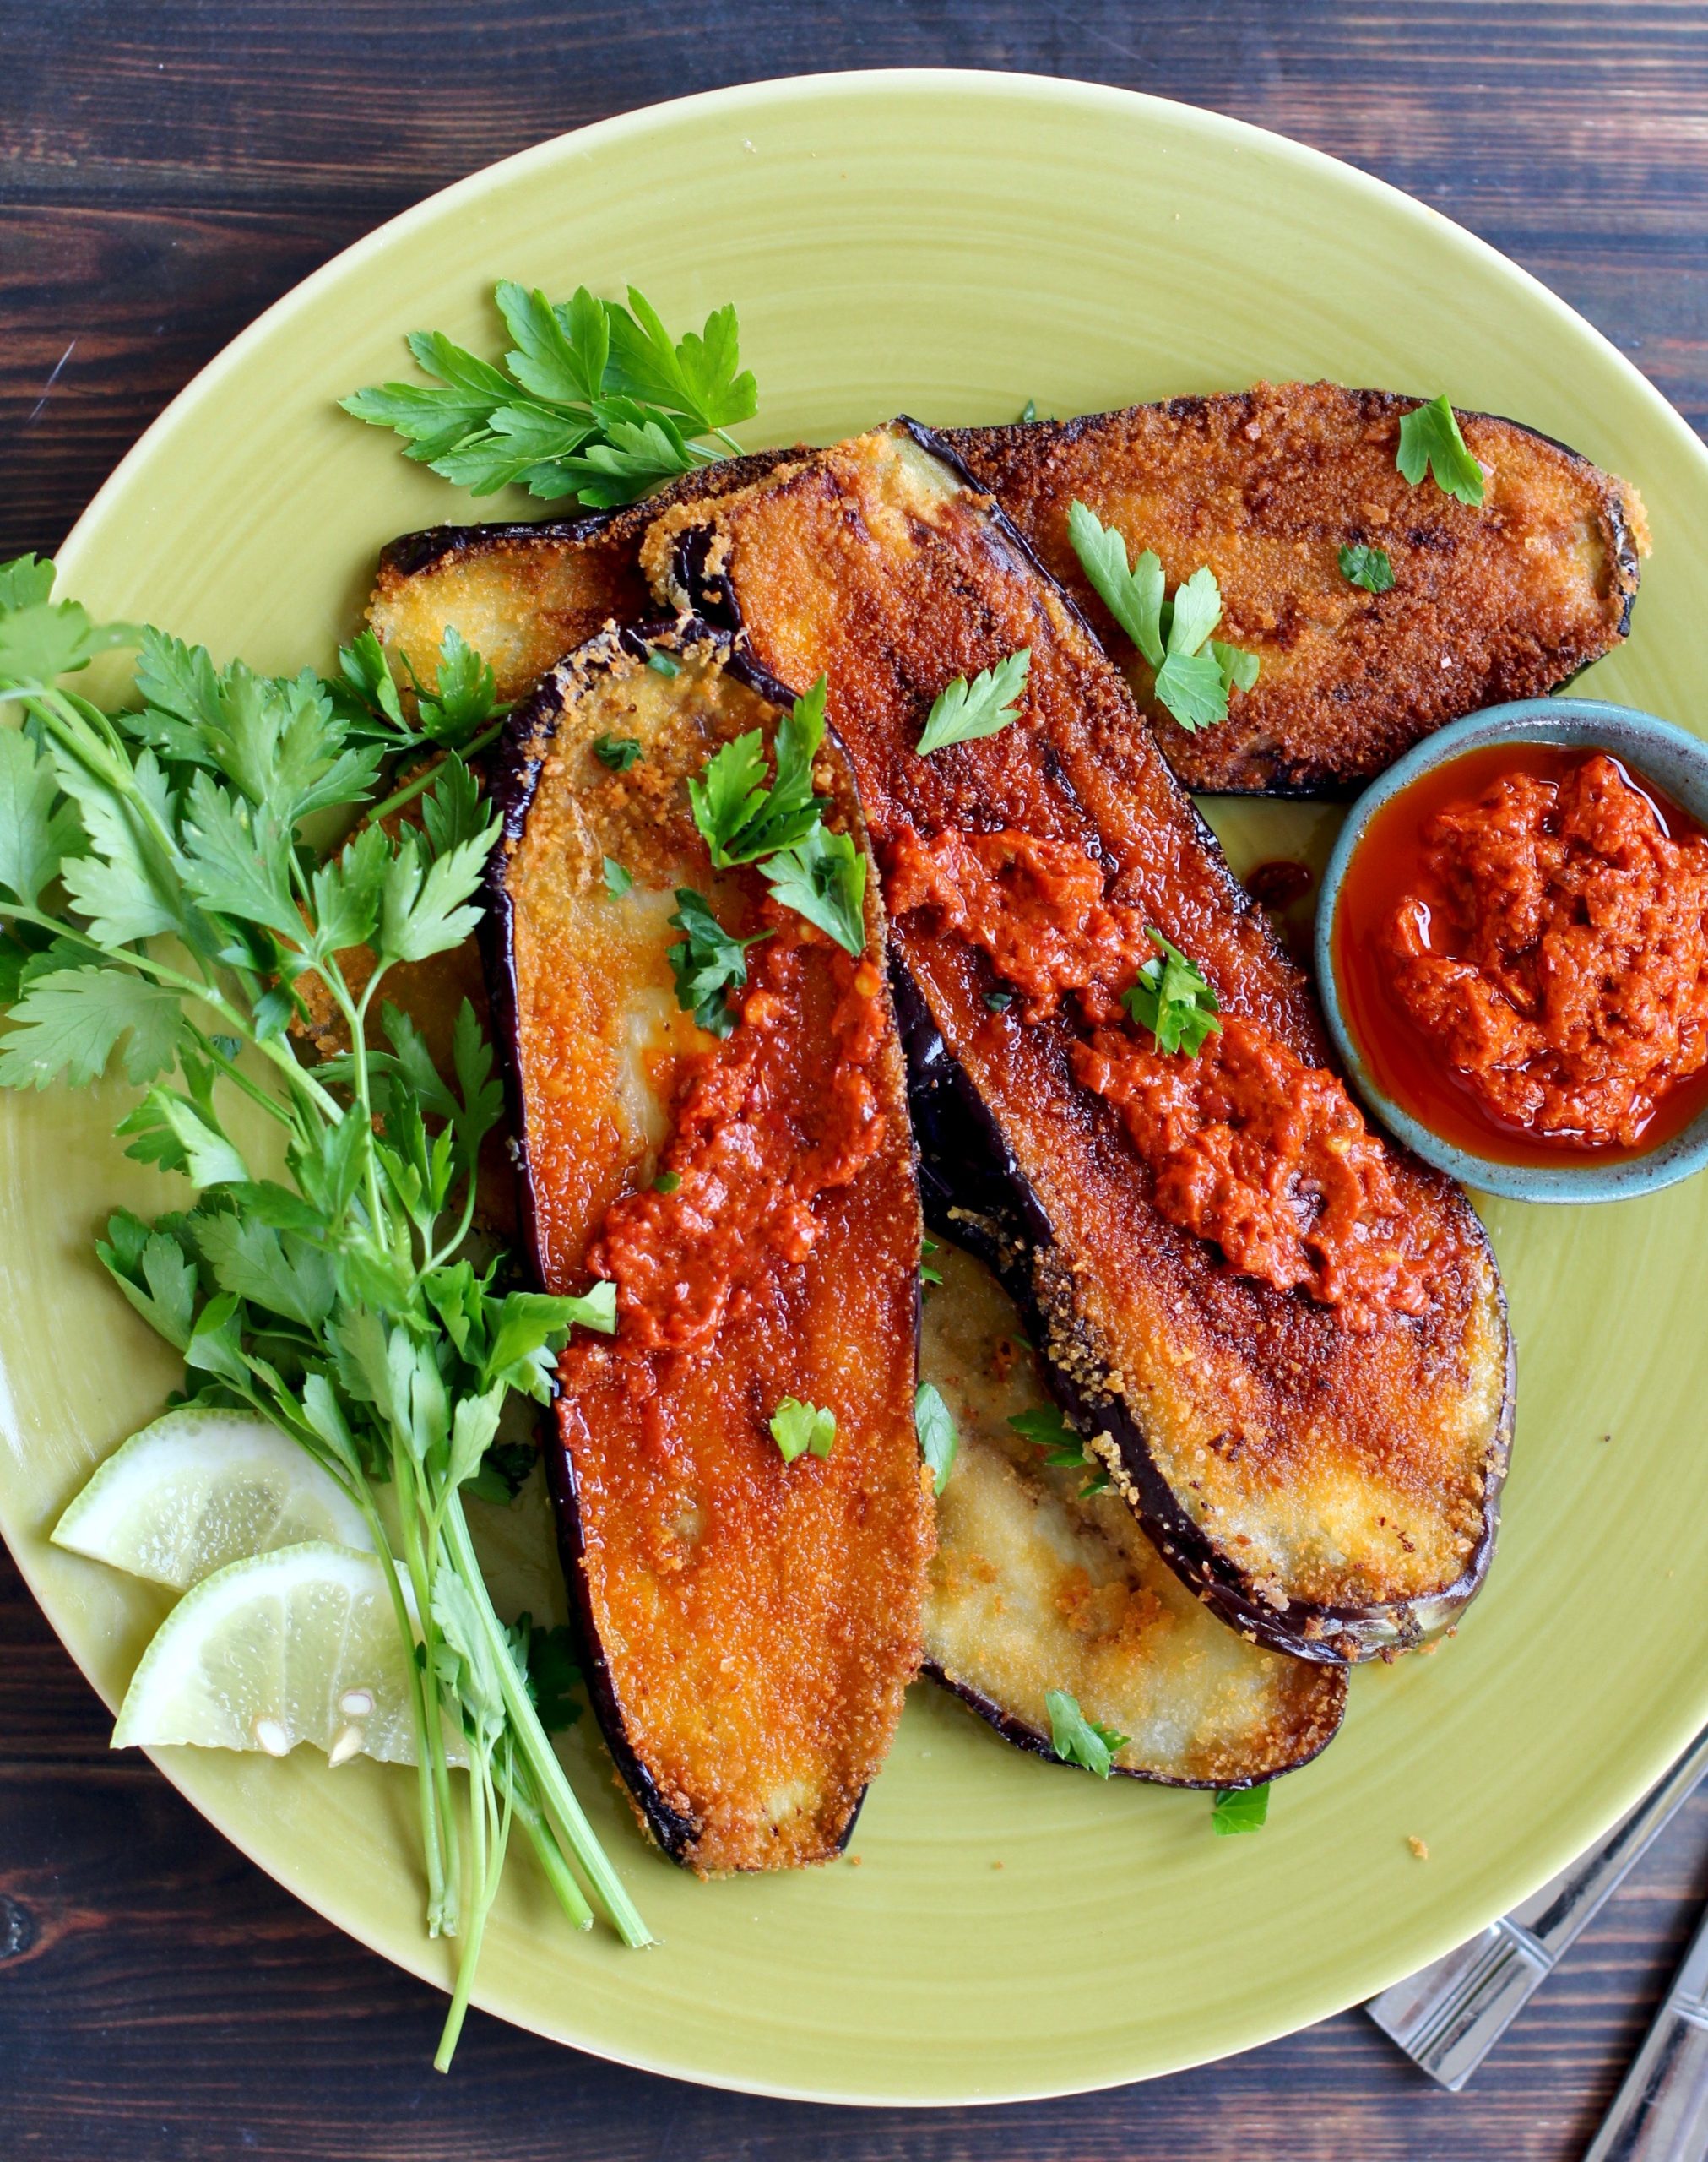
[1582,1900,1708,2162]
[1368,1727,1708,2091]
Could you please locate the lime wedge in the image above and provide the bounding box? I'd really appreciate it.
[111,1540,421,1763]
[52,1408,372,1590]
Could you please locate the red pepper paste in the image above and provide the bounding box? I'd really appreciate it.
[1072,1019,1441,1330]
[582,913,890,1357]
[885,824,1445,1323]
[1348,746,1708,1155]
[884,828,1146,1022]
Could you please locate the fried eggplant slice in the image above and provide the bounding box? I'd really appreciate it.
[486,618,932,1871]
[647,421,1514,1665]
[370,451,796,701]
[921,1241,1345,1784]
[371,386,1643,798]
[945,383,1646,794]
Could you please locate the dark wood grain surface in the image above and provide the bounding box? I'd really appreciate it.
[5,5,1708,2155]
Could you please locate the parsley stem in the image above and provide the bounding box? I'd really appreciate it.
[364,720,507,829]
[442,1493,652,1947]
[498,1760,594,1931]
[393,1447,462,1936]
[182,1021,297,1129]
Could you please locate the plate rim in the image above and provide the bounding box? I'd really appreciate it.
[14,64,1706,2105]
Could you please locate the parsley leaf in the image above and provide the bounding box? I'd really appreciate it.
[1212,1784,1270,1835]
[1124,931,1222,1057]
[0,723,81,907]
[916,649,1031,757]
[984,988,1014,1014]
[653,1171,682,1195]
[518,1614,585,1730]
[1339,543,1396,594]
[1065,502,1259,734]
[919,1236,942,1289]
[914,1382,959,1496]
[344,282,756,508]
[646,649,680,679]
[602,856,632,899]
[463,1437,538,1507]
[665,888,765,1038]
[1045,1688,1130,1778]
[689,677,828,867]
[762,823,866,957]
[0,966,188,1091]
[1009,1404,1087,1469]
[1019,397,1038,424]
[593,733,642,772]
[769,1396,837,1464]
[1396,394,1485,507]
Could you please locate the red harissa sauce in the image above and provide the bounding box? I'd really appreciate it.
[1334,742,1708,1165]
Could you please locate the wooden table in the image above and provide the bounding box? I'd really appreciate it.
[5,6,1707,2154]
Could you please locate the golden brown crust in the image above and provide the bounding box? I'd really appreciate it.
[367,452,799,701]
[945,383,1645,793]
[492,627,931,1871]
[922,1242,1345,1784]
[643,425,1513,1652]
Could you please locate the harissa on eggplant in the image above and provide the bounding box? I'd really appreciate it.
[484,617,933,1872]
[643,420,1516,1665]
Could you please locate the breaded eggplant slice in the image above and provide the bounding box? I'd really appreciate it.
[369,386,1642,798]
[486,618,932,1871]
[922,1241,1345,1784]
[369,451,796,702]
[945,383,1646,794]
[646,421,1515,1665]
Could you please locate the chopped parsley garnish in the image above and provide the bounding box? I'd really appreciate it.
[1212,1784,1270,1835]
[762,822,867,956]
[984,987,1015,1014]
[1045,1688,1129,1778]
[1124,930,1222,1057]
[1065,501,1259,734]
[1019,397,1038,424]
[1396,394,1485,507]
[914,1382,959,1496]
[593,733,643,772]
[690,677,827,866]
[1338,543,1395,594]
[602,856,632,898]
[652,1171,681,1195]
[919,1236,943,1288]
[916,649,1031,757]
[1010,1404,1106,1499]
[685,678,865,958]
[646,649,680,677]
[342,282,757,508]
[770,1396,837,1464]
[664,888,766,1038]
[1009,1404,1087,1468]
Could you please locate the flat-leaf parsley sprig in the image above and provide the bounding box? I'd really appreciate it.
[665,676,868,1036]
[1066,502,1259,735]
[342,281,759,507]
[0,556,649,2071]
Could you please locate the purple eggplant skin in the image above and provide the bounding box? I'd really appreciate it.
[655,417,1516,1667]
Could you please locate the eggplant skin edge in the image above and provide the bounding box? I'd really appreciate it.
[668,419,1516,1667]
[483,615,891,1867]
[893,952,1516,1668]
[923,1660,1347,1790]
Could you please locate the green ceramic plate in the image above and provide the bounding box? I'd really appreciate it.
[7,70,1707,2105]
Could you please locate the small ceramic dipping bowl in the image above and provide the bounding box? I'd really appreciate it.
[1315,698,1708,1203]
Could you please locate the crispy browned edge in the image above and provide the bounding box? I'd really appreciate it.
[482,615,925,1866]
[653,419,1516,1665]
[945,384,1646,794]
[370,386,1643,799]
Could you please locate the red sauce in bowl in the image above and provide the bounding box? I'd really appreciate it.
[1333,742,1708,1165]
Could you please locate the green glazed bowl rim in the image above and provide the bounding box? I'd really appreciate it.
[1315,697,1708,1203]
